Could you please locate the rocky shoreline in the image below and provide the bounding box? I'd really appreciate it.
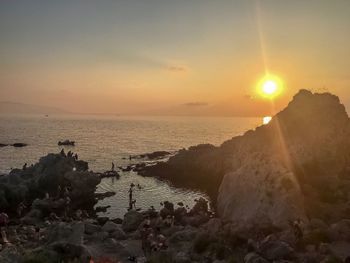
[1,90,350,262]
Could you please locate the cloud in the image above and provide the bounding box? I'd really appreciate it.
[183,102,208,107]
[166,65,187,72]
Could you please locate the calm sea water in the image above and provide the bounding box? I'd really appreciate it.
[0,114,261,218]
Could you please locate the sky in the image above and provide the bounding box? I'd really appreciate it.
[0,0,350,116]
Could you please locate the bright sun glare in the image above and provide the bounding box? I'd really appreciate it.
[257,74,283,99]
[262,80,277,95]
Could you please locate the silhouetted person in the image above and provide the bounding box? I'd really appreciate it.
[0,212,9,243]
[67,151,72,157]
[129,155,132,160]
[60,149,66,157]
[292,219,303,246]
[111,162,115,171]
[17,202,26,218]
[128,184,134,209]
[74,153,78,160]
[22,163,27,170]
[56,185,62,199]
[63,186,70,198]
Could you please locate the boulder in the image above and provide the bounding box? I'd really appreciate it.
[102,221,122,233]
[218,154,306,229]
[84,222,101,235]
[259,239,294,261]
[0,153,99,214]
[329,220,350,241]
[122,210,143,232]
[21,208,43,225]
[244,252,269,263]
[110,228,127,240]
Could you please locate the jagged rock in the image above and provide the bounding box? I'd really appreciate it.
[244,252,269,263]
[202,218,222,235]
[189,197,208,215]
[122,210,143,232]
[0,153,98,214]
[110,228,127,240]
[168,227,198,244]
[21,208,43,225]
[173,251,191,263]
[102,221,122,233]
[84,222,101,235]
[329,220,350,241]
[0,246,22,263]
[96,216,109,225]
[91,231,109,241]
[259,239,294,261]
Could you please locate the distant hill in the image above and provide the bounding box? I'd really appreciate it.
[0,101,68,115]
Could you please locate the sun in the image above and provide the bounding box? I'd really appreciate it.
[263,80,277,95]
[256,74,284,99]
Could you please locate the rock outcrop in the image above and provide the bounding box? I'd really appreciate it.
[138,90,350,229]
[0,153,100,214]
[218,90,350,228]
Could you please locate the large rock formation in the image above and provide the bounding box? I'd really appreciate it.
[139,90,350,229]
[0,153,100,214]
[218,90,350,228]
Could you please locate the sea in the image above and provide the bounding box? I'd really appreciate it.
[0,114,262,218]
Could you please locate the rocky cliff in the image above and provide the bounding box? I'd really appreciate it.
[140,90,350,229]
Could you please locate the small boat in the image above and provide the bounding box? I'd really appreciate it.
[58,140,75,146]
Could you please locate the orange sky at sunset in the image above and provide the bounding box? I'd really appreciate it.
[1,1,349,116]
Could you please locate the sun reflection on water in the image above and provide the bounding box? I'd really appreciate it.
[263,116,272,125]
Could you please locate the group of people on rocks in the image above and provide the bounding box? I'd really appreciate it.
[0,181,92,247]
[140,215,168,256]
[60,148,78,160]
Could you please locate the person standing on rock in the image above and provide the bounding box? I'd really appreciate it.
[64,196,71,219]
[22,163,27,170]
[0,212,9,244]
[16,202,26,218]
[60,149,66,157]
[128,184,134,210]
[111,162,115,171]
[292,219,303,246]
